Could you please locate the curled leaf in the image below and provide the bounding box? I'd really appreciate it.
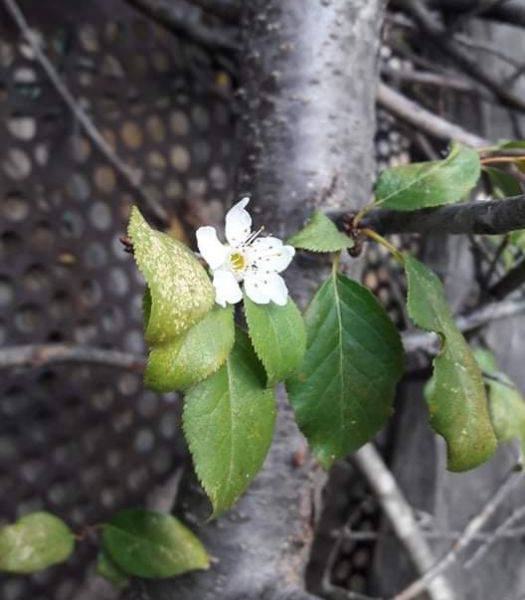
[405,255,497,471]
[128,206,214,344]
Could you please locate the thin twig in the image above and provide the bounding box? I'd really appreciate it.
[403,298,525,354]
[483,234,509,287]
[399,0,525,113]
[465,505,525,569]
[377,82,488,148]
[452,32,521,70]
[428,0,525,28]
[393,464,524,600]
[353,444,454,600]
[186,0,241,23]
[342,526,525,543]
[2,0,170,226]
[381,67,482,95]
[489,257,525,300]
[124,0,239,52]
[0,344,145,372]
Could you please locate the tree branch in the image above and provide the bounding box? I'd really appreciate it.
[353,444,454,600]
[354,196,525,236]
[2,0,170,227]
[377,82,488,147]
[398,0,525,113]
[1,299,523,372]
[429,0,525,28]
[186,0,241,23]
[403,298,525,354]
[464,504,525,569]
[489,256,525,300]
[393,464,524,600]
[0,344,145,372]
[124,0,239,52]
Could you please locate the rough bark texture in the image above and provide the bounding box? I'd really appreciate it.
[125,1,384,598]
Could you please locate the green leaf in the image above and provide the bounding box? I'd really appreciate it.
[96,549,129,589]
[183,329,276,516]
[145,305,235,392]
[0,512,74,574]
[128,206,214,344]
[376,143,481,211]
[485,166,522,198]
[287,271,404,469]
[102,508,209,579]
[474,348,525,457]
[244,296,306,385]
[405,255,497,471]
[287,212,353,253]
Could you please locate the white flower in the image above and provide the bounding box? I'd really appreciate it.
[196,197,295,307]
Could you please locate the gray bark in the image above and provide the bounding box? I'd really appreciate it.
[125,1,384,599]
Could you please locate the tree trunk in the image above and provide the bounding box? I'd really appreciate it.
[125,1,384,598]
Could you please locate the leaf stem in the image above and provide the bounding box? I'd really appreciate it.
[361,228,404,264]
[480,156,525,165]
[332,252,341,274]
[353,200,379,227]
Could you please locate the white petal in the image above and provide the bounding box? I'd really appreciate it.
[244,272,270,304]
[196,226,228,270]
[265,272,289,306]
[248,237,295,273]
[225,197,252,247]
[213,269,243,306]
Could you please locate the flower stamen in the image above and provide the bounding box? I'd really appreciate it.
[229,251,246,272]
[243,225,265,247]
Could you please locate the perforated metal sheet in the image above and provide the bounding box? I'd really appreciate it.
[0,2,234,598]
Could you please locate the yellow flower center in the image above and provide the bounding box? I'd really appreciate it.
[229,251,246,272]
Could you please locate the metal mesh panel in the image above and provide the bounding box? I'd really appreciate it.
[0,2,234,598]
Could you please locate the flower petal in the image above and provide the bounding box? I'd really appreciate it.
[225,197,252,247]
[248,237,295,273]
[196,226,228,270]
[212,269,243,307]
[244,272,270,304]
[265,272,289,306]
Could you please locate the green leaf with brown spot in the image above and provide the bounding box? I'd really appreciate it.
[405,255,497,471]
[128,206,214,345]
